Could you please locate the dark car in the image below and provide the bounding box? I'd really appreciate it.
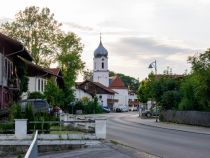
[142,106,160,118]
[19,99,50,113]
[103,106,111,113]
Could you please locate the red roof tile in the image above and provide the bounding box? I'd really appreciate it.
[109,75,127,89]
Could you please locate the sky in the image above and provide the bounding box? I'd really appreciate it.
[1,0,210,81]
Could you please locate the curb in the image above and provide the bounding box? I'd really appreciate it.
[130,119,210,136]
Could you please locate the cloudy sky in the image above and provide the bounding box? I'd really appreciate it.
[1,0,210,81]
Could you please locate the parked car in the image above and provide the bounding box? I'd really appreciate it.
[142,106,160,118]
[19,99,50,113]
[103,106,111,113]
[114,105,129,112]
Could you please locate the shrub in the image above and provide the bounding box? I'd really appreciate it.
[28,92,44,99]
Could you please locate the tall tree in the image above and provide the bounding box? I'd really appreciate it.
[0,6,61,67]
[57,32,85,108]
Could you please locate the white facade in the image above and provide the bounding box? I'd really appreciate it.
[128,93,138,102]
[112,89,129,106]
[96,94,109,107]
[22,77,47,99]
[93,57,109,87]
[28,77,47,93]
[75,89,92,101]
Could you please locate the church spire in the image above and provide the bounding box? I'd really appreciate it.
[100,32,102,44]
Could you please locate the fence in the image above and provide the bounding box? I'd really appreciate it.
[161,110,210,127]
[24,130,38,158]
[0,115,106,139]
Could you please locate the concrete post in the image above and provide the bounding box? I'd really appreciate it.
[95,119,106,139]
[15,119,27,139]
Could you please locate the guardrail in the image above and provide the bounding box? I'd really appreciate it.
[25,130,38,158]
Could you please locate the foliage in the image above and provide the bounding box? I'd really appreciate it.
[56,32,85,109]
[137,73,182,110]
[0,6,61,67]
[161,90,180,110]
[138,49,210,112]
[73,98,103,114]
[9,103,22,120]
[44,78,64,108]
[109,71,140,92]
[12,57,29,99]
[28,92,44,99]
[178,49,210,111]
[83,69,93,81]
[9,102,58,133]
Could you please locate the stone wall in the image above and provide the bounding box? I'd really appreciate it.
[0,144,86,157]
[161,110,210,127]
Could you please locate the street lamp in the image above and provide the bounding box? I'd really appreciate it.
[148,60,157,75]
[148,60,158,122]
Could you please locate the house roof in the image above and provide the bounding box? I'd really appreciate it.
[18,56,61,78]
[76,80,117,96]
[93,81,116,94]
[0,33,33,61]
[109,75,127,89]
[48,68,60,76]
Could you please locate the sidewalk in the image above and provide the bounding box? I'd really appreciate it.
[38,142,159,158]
[128,114,210,135]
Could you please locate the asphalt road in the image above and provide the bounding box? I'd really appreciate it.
[106,112,210,158]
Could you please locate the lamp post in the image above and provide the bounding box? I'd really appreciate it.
[148,60,158,122]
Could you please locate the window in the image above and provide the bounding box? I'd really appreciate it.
[41,79,44,92]
[102,62,104,69]
[38,79,40,91]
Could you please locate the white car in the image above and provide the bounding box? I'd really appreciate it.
[114,105,129,112]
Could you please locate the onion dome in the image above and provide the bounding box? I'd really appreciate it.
[94,36,108,58]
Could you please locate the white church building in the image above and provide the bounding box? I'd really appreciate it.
[75,37,139,110]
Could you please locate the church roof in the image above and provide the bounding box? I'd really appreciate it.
[109,75,127,89]
[94,37,108,58]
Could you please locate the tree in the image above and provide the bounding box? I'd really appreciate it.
[179,49,210,111]
[0,6,61,67]
[56,32,85,109]
[83,69,93,81]
[44,78,64,108]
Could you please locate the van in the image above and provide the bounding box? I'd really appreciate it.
[19,99,50,113]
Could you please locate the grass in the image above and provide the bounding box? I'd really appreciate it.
[110,140,120,145]
[49,125,84,134]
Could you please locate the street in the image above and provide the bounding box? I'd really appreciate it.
[107,112,210,158]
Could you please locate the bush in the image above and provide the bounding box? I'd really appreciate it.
[73,98,103,114]
[28,92,44,99]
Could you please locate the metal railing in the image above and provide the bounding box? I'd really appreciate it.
[25,130,38,158]
[28,120,95,134]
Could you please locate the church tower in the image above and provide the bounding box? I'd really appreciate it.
[93,35,109,87]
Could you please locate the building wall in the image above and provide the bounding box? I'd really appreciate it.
[93,57,109,87]
[0,53,14,108]
[28,77,47,93]
[96,94,108,107]
[75,89,92,101]
[0,53,13,87]
[112,89,128,106]
[93,71,109,87]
